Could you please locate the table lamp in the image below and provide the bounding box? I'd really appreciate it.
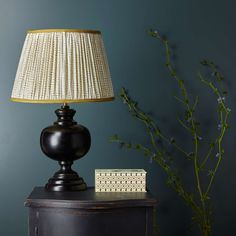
[11,29,114,191]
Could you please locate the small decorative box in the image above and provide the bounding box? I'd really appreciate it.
[95,169,146,192]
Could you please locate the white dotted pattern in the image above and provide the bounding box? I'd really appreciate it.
[95,169,146,192]
[11,31,114,102]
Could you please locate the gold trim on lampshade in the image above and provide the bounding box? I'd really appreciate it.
[10,97,114,104]
[11,29,114,103]
[27,29,101,34]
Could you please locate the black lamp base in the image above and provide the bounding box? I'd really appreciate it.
[45,161,87,192]
[40,105,91,192]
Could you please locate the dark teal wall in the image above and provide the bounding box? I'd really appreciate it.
[0,0,235,235]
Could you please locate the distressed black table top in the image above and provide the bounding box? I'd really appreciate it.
[25,187,157,209]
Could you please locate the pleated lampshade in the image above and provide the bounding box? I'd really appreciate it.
[11,29,114,103]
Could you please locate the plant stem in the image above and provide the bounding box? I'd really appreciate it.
[112,30,231,236]
[161,35,208,230]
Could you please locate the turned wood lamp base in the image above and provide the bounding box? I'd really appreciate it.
[40,105,91,192]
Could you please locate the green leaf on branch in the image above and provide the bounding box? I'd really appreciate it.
[135,144,142,150]
[109,134,120,142]
[208,170,214,177]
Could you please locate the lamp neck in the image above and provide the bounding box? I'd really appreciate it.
[63,102,68,107]
[54,104,77,126]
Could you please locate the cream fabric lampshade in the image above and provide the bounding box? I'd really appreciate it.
[11,29,114,103]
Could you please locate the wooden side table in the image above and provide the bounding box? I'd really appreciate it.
[25,187,157,236]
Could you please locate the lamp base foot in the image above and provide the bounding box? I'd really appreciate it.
[45,161,87,192]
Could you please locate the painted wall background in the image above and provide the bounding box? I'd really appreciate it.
[0,0,235,235]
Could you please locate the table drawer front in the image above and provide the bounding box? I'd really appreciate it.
[29,207,153,236]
